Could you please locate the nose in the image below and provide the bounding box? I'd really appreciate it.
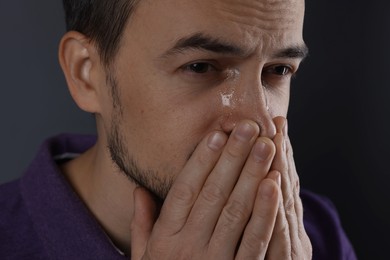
[219,73,276,138]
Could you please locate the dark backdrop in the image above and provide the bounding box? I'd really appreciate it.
[1,1,389,259]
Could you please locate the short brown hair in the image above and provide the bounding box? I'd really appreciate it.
[62,0,139,66]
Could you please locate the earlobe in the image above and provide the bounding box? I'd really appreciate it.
[58,31,102,113]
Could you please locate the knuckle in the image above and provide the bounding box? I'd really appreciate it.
[222,199,250,225]
[242,231,268,252]
[201,182,228,205]
[170,182,197,205]
[225,143,244,160]
[284,195,295,213]
[243,166,260,179]
[277,218,290,237]
[291,243,302,260]
[212,200,250,246]
[286,140,294,155]
[294,178,300,191]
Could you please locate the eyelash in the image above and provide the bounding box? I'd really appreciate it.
[181,62,219,74]
[261,64,296,91]
[263,65,295,77]
[179,61,297,91]
[182,62,294,75]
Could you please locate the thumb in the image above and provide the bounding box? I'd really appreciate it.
[130,187,158,259]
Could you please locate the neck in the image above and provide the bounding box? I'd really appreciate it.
[61,139,136,255]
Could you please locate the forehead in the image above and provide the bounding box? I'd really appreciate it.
[125,0,305,53]
[206,0,303,29]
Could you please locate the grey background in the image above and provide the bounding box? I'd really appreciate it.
[1,1,389,259]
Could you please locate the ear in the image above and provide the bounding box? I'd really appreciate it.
[58,31,104,113]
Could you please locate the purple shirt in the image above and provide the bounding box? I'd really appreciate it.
[0,134,357,259]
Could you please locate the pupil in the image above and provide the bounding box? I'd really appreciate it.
[275,66,288,75]
[191,63,208,73]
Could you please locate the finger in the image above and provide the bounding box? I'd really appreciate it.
[269,132,301,259]
[275,118,312,257]
[285,134,312,256]
[272,133,293,215]
[131,187,158,260]
[265,170,292,259]
[186,121,260,243]
[235,173,280,259]
[275,126,302,258]
[208,137,275,256]
[155,130,228,236]
[283,120,304,235]
[273,116,286,135]
[285,136,302,224]
[284,125,302,226]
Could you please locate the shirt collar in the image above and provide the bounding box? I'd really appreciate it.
[20,134,127,259]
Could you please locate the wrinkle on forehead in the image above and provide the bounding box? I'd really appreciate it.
[212,0,303,31]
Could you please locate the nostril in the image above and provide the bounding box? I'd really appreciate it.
[220,118,236,135]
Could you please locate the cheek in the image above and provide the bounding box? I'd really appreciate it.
[268,88,290,117]
[117,86,222,173]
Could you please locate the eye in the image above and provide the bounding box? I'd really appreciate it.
[262,64,296,89]
[183,62,217,74]
[268,65,293,76]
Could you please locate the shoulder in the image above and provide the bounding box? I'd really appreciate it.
[0,180,47,259]
[301,189,357,260]
[0,180,27,231]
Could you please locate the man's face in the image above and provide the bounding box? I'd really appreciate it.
[99,0,306,199]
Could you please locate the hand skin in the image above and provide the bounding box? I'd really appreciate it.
[267,117,313,259]
[130,118,311,259]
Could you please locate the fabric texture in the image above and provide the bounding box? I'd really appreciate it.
[0,134,357,259]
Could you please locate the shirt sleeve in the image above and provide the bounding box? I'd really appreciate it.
[301,189,358,260]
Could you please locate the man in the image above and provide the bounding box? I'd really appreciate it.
[0,0,357,259]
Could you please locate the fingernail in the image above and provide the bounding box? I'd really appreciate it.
[234,122,257,142]
[253,140,272,162]
[208,132,226,151]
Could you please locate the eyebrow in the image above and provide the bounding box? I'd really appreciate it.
[162,33,248,57]
[272,45,309,60]
[161,33,309,61]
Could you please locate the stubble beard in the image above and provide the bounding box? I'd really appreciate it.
[106,72,174,201]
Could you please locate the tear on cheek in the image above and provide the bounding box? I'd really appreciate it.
[220,68,240,108]
[221,92,234,107]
